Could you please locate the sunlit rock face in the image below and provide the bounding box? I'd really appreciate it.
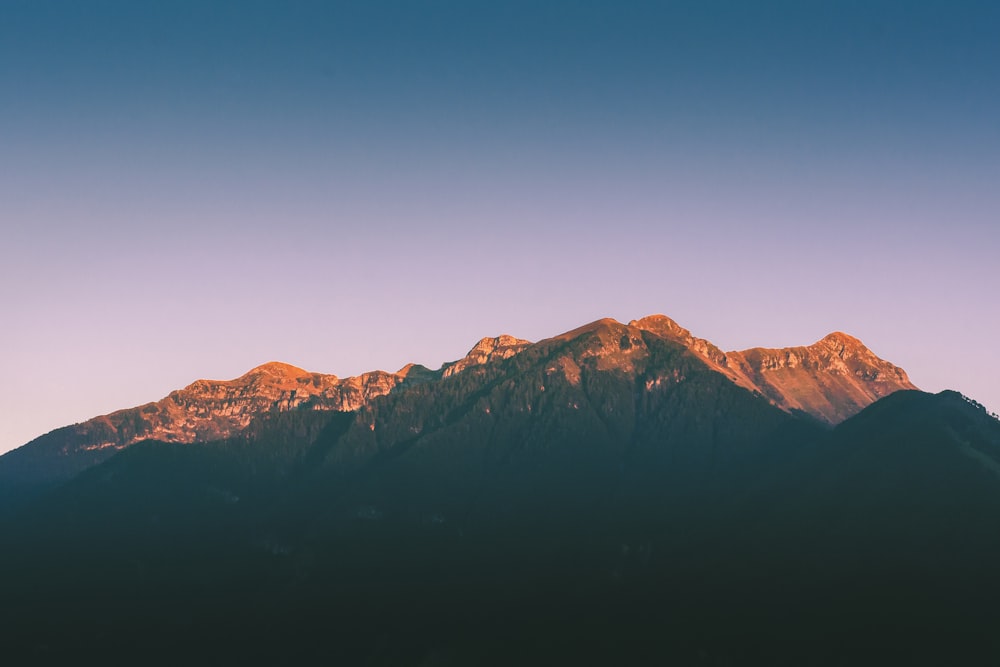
[442,335,532,378]
[0,361,436,505]
[67,319,914,455]
[628,317,917,424]
[14,334,534,463]
[723,332,917,424]
[628,315,757,390]
[64,362,413,453]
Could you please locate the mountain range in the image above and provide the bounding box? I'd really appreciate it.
[0,315,913,506]
[1,314,997,665]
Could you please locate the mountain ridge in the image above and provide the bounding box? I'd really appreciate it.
[0,314,916,507]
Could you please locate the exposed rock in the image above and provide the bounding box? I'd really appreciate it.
[627,315,916,424]
[46,362,417,458]
[723,333,916,424]
[442,335,532,378]
[629,315,756,390]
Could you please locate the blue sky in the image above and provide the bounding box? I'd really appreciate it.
[2,1,998,452]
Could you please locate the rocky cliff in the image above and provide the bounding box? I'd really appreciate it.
[77,361,408,452]
[629,315,917,424]
[441,335,532,378]
[727,331,917,423]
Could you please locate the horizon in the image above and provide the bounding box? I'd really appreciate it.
[2,1,999,454]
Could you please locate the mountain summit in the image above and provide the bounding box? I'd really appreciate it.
[625,315,915,422]
[727,330,915,423]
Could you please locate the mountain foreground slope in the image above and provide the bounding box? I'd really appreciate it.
[3,314,994,665]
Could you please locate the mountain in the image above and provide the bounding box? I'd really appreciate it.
[0,315,914,509]
[5,313,986,665]
[628,315,916,423]
[728,331,916,422]
[0,360,424,509]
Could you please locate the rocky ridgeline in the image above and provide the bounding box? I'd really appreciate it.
[725,332,916,423]
[6,315,918,469]
[74,364,411,452]
[441,335,532,378]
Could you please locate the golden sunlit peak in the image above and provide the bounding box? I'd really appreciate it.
[817,331,866,349]
[245,361,311,378]
[628,314,690,337]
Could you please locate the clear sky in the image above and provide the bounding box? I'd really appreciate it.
[2,1,998,454]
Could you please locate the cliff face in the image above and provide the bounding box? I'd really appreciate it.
[442,335,532,378]
[725,332,917,424]
[629,316,917,424]
[0,362,418,505]
[79,362,408,451]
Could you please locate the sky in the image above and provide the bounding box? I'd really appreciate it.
[1,0,998,454]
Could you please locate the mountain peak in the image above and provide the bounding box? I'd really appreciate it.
[816,331,866,351]
[244,361,312,378]
[469,334,531,354]
[729,330,917,424]
[628,314,692,341]
[551,317,625,342]
[396,363,439,383]
[628,313,684,329]
[442,334,532,378]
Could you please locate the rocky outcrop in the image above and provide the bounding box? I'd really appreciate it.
[54,362,417,456]
[442,335,532,378]
[725,332,917,424]
[629,315,759,390]
[0,362,434,506]
[9,334,532,465]
[630,315,916,423]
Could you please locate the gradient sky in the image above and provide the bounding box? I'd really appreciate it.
[2,1,998,454]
